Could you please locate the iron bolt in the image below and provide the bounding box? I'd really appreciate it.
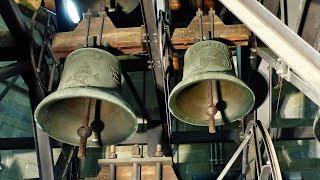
[155,144,164,157]
[132,144,142,158]
[108,145,117,159]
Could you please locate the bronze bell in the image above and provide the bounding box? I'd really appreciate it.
[168,41,255,130]
[35,48,137,147]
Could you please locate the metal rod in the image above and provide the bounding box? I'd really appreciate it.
[132,163,141,180]
[156,162,162,180]
[236,46,242,79]
[196,8,203,41]
[110,164,116,180]
[108,144,117,180]
[48,63,56,92]
[207,80,217,133]
[241,140,249,179]
[83,98,91,126]
[37,43,46,72]
[253,110,262,177]
[77,98,92,159]
[210,143,215,171]
[268,65,273,133]
[97,12,106,46]
[256,120,282,180]
[54,144,75,179]
[209,8,215,40]
[217,130,253,180]
[214,143,218,166]
[83,12,91,47]
[218,141,223,165]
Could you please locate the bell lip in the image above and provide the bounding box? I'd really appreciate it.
[168,71,255,126]
[34,87,138,147]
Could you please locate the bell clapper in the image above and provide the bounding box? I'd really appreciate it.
[207,80,218,134]
[90,100,104,146]
[77,98,93,159]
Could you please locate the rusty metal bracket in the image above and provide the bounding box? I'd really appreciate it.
[97,11,107,46]
[196,8,204,42]
[83,12,92,47]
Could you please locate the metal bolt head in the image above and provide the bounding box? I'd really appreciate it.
[108,145,117,159]
[156,144,162,152]
[196,8,203,16]
[132,144,142,158]
[110,145,116,153]
[250,48,257,53]
[155,144,164,157]
[77,127,92,138]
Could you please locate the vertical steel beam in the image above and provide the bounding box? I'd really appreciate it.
[140,0,170,156]
[286,0,306,33]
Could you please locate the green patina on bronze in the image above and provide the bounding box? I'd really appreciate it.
[169,40,255,126]
[35,48,137,147]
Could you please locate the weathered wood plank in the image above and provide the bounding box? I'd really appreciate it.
[97,164,178,180]
[52,15,249,58]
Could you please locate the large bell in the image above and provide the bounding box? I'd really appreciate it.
[168,40,255,127]
[35,48,137,147]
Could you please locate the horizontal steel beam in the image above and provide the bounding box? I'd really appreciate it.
[0,62,31,81]
[219,0,320,95]
[0,137,61,150]
[0,133,148,150]
[171,131,236,144]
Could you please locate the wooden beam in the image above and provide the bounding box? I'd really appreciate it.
[97,165,178,180]
[52,15,249,58]
[171,15,249,49]
[15,0,55,11]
